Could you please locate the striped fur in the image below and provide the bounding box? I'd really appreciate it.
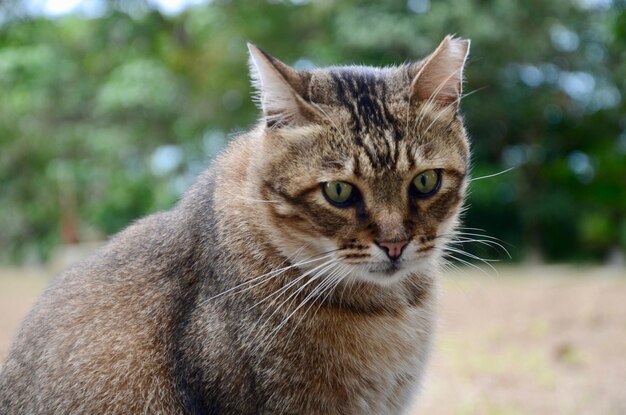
[0,36,471,414]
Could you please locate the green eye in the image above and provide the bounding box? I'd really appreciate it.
[412,169,441,197]
[322,181,355,207]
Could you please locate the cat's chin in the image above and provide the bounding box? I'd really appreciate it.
[350,262,422,287]
[344,253,438,287]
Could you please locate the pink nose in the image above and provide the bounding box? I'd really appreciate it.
[376,240,409,260]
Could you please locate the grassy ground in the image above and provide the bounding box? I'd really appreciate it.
[1,266,625,414]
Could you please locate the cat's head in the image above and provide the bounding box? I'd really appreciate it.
[247,36,470,286]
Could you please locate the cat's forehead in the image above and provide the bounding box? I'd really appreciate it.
[308,66,410,108]
[306,67,407,172]
[315,131,467,179]
[301,66,467,175]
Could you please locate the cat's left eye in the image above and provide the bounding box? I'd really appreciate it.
[411,169,442,198]
[322,181,356,207]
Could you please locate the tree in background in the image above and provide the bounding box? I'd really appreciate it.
[0,0,624,264]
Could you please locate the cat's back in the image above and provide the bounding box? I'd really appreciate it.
[0,207,202,414]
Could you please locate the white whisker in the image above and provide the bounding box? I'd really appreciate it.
[202,251,335,304]
[247,259,339,349]
[443,252,495,277]
[441,257,463,274]
[449,229,509,243]
[278,263,348,347]
[449,237,512,259]
[309,265,350,321]
[247,257,337,311]
[444,245,499,268]
[470,166,516,182]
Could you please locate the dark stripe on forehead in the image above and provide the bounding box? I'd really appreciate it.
[332,70,391,132]
[352,153,362,177]
[353,74,388,130]
[330,69,404,170]
[330,71,377,167]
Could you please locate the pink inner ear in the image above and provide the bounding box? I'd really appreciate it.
[411,37,470,106]
[247,43,321,127]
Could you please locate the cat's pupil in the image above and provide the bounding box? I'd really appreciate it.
[420,175,427,186]
[335,183,343,196]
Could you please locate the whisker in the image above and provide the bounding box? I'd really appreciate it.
[441,257,464,275]
[314,265,349,314]
[273,261,340,326]
[305,264,347,314]
[459,85,488,100]
[453,232,514,253]
[247,258,337,311]
[202,245,333,302]
[280,263,349,346]
[292,270,347,346]
[202,251,336,304]
[252,260,340,350]
[444,245,499,267]
[445,229,509,244]
[448,237,512,259]
[250,258,337,320]
[286,270,339,329]
[457,226,488,232]
[470,166,517,182]
[244,258,339,348]
[337,267,355,306]
[443,253,492,277]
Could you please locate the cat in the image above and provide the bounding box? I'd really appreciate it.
[0,35,470,415]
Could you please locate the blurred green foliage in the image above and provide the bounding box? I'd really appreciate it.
[0,0,625,264]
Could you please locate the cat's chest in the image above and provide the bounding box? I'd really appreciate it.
[306,305,436,414]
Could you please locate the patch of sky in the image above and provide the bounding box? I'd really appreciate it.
[550,25,580,52]
[502,145,529,168]
[151,145,184,177]
[407,0,430,14]
[23,0,211,18]
[567,151,595,185]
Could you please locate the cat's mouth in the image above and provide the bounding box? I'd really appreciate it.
[369,261,403,276]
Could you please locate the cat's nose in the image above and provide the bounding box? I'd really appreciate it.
[376,240,409,261]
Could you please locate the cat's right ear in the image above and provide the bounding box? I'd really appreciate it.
[247,43,321,128]
[409,35,471,110]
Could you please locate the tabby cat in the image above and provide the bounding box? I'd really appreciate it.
[0,35,471,414]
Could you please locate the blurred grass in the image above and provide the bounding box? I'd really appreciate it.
[1,265,625,414]
[417,266,626,415]
[0,267,51,292]
[0,268,50,363]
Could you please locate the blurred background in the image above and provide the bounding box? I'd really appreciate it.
[1,0,625,265]
[0,0,625,414]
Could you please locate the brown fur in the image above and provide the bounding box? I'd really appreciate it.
[0,36,470,414]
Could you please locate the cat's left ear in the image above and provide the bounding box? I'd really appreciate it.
[409,35,471,110]
[247,43,322,128]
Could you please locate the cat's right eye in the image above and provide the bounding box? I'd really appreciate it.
[322,181,357,208]
[411,169,442,198]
